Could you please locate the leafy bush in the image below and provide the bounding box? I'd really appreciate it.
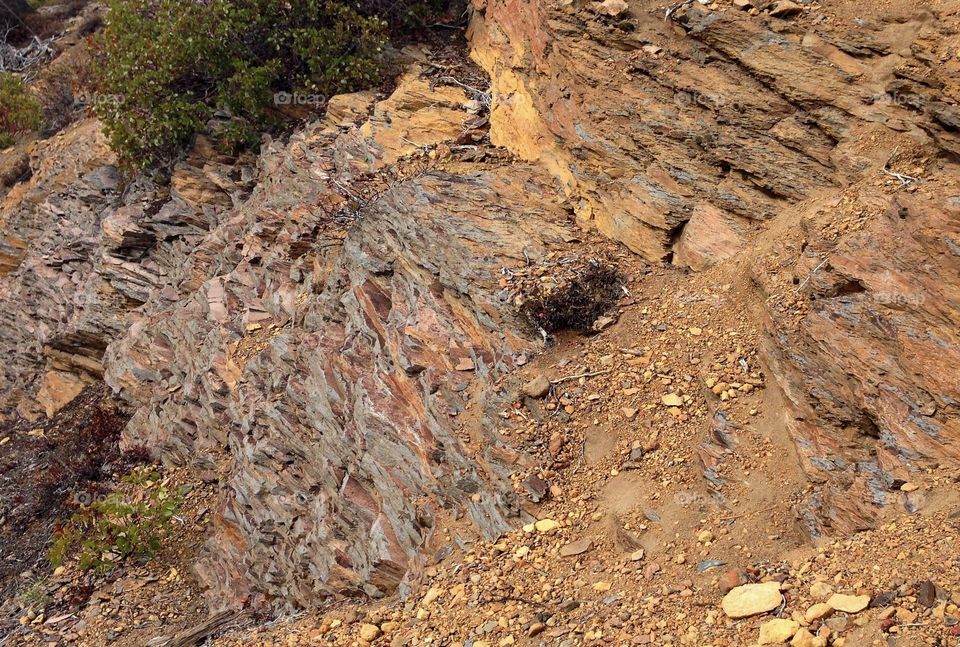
[49,469,182,573]
[0,72,41,147]
[92,0,390,170]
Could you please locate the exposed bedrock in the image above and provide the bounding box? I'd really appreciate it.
[2,0,959,614]
[469,0,960,536]
[103,81,579,608]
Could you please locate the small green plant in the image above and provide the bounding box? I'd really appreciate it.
[0,73,41,146]
[19,577,52,611]
[49,469,182,573]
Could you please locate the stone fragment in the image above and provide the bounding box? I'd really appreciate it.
[358,624,381,642]
[827,593,870,613]
[791,628,821,647]
[917,580,938,608]
[559,538,593,557]
[721,582,783,619]
[759,618,799,644]
[534,518,561,533]
[522,375,551,398]
[661,393,684,407]
[597,0,628,16]
[810,582,834,600]
[805,602,833,622]
[592,315,617,331]
[719,567,746,594]
[422,587,442,605]
[769,0,803,17]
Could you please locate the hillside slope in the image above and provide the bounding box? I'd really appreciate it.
[1,0,959,645]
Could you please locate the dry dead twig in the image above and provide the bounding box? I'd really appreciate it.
[551,368,611,384]
[882,146,920,188]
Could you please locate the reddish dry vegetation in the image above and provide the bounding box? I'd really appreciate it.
[0,383,131,603]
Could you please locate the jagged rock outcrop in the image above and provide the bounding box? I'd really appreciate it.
[103,77,580,608]
[469,0,960,535]
[756,188,960,536]
[0,119,253,419]
[3,0,960,617]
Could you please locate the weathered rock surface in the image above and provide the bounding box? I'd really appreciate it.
[0,120,253,420]
[469,0,960,537]
[721,582,783,618]
[3,0,960,622]
[102,75,579,608]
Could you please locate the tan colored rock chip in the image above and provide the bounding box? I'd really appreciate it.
[597,0,628,17]
[791,628,823,647]
[759,618,799,644]
[827,593,870,613]
[661,393,684,407]
[721,581,783,619]
[358,623,381,642]
[810,581,833,599]
[805,602,833,622]
[534,518,560,533]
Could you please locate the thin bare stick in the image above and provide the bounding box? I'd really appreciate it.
[551,369,611,385]
[795,258,828,292]
[882,146,920,188]
[665,0,695,20]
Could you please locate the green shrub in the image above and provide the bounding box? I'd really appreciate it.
[49,469,182,573]
[18,577,52,611]
[92,0,389,170]
[0,73,42,146]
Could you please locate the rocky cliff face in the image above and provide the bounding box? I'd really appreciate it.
[104,78,588,608]
[2,0,959,618]
[469,0,960,535]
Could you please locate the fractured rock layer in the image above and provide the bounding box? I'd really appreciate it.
[469,0,960,535]
[104,81,579,608]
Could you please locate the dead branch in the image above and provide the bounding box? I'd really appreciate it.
[551,368,611,385]
[882,146,920,188]
[794,257,828,292]
[0,28,55,78]
[150,609,241,647]
[665,0,695,21]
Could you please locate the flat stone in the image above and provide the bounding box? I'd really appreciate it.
[810,582,834,599]
[805,602,834,622]
[758,618,799,644]
[559,538,593,557]
[534,518,561,533]
[592,315,617,331]
[769,0,803,17]
[916,580,938,607]
[721,582,783,619]
[661,393,684,407]
[827,593,871,614]
[597,0,628,16]
[791,627,818,647]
